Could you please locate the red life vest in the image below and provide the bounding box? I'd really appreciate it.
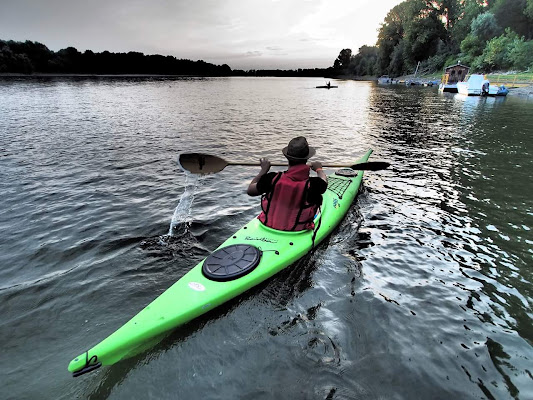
[258,164,318,231]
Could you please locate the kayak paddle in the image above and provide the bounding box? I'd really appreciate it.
[178,153,390,174]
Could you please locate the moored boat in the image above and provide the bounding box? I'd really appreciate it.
[457,74,508,96]
[438,63,470,93]
[457,74,486,95]
[487,85,509,97]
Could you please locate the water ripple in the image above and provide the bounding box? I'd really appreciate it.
[0,77,531,400]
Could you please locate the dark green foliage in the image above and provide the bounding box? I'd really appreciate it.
[470,12,503,41]
[460,33,485,56]
[388,41,406,76]
[404,12,447,63]
[526,0,533,17]
[420,52,449,73]
[345,0,533,76]
[0,40,232,76]
[507,37,533,69]
[377,1,411,73]
[450,0,485,45]
[477,28,533,70]
[491,0,533,38]
[333,49,353,73]
[350,46,379,76]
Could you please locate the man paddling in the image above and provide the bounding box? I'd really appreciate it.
[247,136,327,231]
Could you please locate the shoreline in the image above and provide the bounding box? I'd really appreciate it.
[2,72,531,95]
[506,85,533,96]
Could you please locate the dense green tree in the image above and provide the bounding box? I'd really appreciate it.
[333,48,353,72]
[388,41,407,76]
[0,39,233,76]
[470,12,503,40]
[377,1,411,73]
[0,41,35,73]
[457,10,504,65]
[490,0,533,39]
[450,0,485,46]
[478,28,533,69]
[507,37,533,69]
[426,0,462,42]
[376,0,447,74]
[526,0,533,17]
[348,0,533,76]
[404,11,447,63]
[460,32,485,56]
[349,46,379,76]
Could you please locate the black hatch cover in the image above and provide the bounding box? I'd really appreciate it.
[202,244,261,281]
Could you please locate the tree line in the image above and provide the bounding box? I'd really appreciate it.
[232,68,334,77]
[0,40,233,76]
[0,39,335,77]
[333,0,533,77]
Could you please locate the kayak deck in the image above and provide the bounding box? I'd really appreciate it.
[68,149,372,376]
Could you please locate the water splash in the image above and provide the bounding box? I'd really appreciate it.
[168,171,199,236]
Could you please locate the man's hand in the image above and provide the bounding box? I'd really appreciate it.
[260,157,271,173]
[248,158,271,196]
[310,161,323,171]
[310,160,327,183]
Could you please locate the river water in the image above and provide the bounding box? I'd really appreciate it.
[0,77,532,400]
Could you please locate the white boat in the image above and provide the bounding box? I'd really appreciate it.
[439,82,458,92]
[457,74,509,96]
[457,74,487,95]
[378,75,392,84]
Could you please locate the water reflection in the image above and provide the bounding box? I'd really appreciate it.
[365,84,532,399]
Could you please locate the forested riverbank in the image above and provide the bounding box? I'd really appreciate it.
[0,40,233,76]
[2,0,532,79]
[0,39,333,77]
[332,0,533,78]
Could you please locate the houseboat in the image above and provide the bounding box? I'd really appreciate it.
[439,63,469,93]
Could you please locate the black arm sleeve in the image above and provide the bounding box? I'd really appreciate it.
[256,172,277,194]
[307,177,328,205]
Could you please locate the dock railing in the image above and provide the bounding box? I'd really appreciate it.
[489,74,533,88]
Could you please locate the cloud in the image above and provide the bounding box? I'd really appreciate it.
[0,0,404,69]
[244,51,263,58]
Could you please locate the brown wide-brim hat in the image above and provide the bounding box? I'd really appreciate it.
[282,136,316,161]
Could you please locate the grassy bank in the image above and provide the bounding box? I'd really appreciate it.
[486,72,533,87]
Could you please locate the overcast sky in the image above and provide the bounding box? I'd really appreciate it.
[1,0,403,70]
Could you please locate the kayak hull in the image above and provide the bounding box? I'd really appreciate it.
[68,149,372,375]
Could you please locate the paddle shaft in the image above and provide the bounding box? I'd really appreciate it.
[178,152,389,174]
[226,161,377,168]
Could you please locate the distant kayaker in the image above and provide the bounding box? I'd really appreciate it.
[327,81,331,88]
[247,136,327,231]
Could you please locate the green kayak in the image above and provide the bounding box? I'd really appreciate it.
[68,149,373,376]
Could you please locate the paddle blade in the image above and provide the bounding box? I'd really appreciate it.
[178,153,229,174]
[349,161,390,171]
